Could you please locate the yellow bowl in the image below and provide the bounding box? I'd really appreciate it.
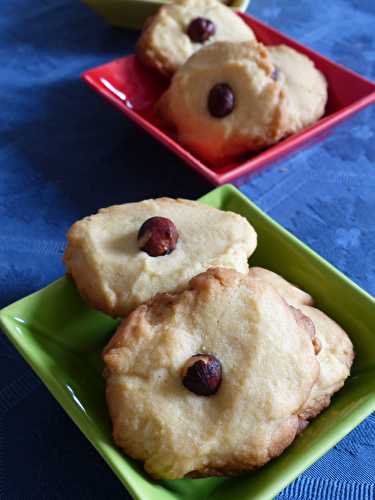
[82,0,251,30]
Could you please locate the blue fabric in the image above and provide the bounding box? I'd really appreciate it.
[0,0,374,498]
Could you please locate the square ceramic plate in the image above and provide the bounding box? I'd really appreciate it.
[1,184,375,500]
[82,13,375,185]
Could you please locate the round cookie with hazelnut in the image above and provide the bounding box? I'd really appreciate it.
[103,267,320,479]
[136,0,256,78]
[64,198,257,317]
[156,41,288,164]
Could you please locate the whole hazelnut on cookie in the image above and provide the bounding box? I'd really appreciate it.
[137,216,179,257]
[187,17,216,43]
[182,354,222,396]
[208,83,235,118]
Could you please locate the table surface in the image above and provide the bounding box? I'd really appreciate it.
[1,0,375,498]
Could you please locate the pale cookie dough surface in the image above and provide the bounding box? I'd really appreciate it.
[103,268,319,479]
[137,0,255,77]
[248,268,354,419]
[298,306,354,420]
[64,198,257,317]
[248,267,314,308]
[157,41,288,164]
[268,45,328,134]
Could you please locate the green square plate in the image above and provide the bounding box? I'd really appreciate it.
[81,0,250,30]
[1,184,375,500]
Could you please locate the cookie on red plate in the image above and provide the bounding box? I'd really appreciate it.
[137,0,256,77]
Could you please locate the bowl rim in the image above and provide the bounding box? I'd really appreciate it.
[83,0,251,12]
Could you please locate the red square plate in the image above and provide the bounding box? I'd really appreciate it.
[82,13,375,185]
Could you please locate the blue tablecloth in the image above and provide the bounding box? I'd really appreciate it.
[1,0,374,498]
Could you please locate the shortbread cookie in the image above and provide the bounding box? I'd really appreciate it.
[249,268,354,420]
[268,45,328,134]
[103,268,319,479]
[248,267,314,308]
[137,0,255,77]
[298,306,354,420]
[64,198,257,317]
[157,41,287,164]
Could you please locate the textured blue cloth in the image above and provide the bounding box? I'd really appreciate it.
[0,0,374,498]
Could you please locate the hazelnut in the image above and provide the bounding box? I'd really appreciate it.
[137,216,179,257]
[208,83,235,118]
[187,17,216,43]
[181,354,222,396]
[290,306,321,355]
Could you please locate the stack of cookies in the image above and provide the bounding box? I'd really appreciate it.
[64,197,353,480]
[136,0,328,164]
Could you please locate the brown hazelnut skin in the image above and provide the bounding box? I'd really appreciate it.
[137,216,179,257]
[187,17,216,43]
[181,354,222,396]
